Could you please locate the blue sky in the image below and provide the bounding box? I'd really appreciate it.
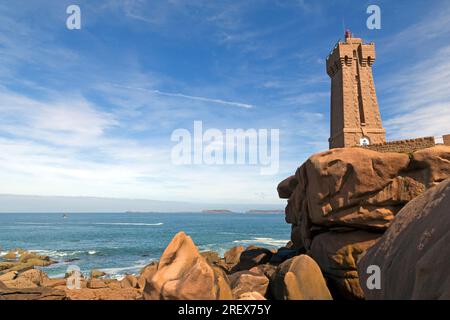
[0,0,449,207]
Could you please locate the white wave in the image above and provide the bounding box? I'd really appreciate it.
[88,251,96,255]
[198,245,227,257]
[93,222,164,226]
[233,237,289,247]
[16,222,54,225]
[99,263,148,277]
[29,249,85,258]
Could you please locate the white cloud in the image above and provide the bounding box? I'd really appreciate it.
[384,103,450,139]
[380,44,450,139]
[0,88,117,147]
[380,2,450,54]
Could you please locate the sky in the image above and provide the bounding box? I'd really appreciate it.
[0,0,449,209]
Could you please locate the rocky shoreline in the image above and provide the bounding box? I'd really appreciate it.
[0,235,322,300]
[1,146,449,300]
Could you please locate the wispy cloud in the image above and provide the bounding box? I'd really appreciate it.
[0,88,117,147]
[379,1,450,54]
[109,84,254,109]
[384,103,450,139]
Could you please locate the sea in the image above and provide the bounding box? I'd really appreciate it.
[0,212,290,279]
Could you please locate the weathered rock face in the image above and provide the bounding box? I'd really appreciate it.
[224,246,245,266]
[138,262,158,292]
[0,271,18,282]
[120,275,139,289]
[87,278,108,289]
[90,269,106,279]
[277,175,298,199]
[3,252,17,260]
[310,231,379,300]
[63,287,142,300]
[278,146,450,299]
[271,255,332,300]
[143,232,232,300]
[358,179,450,300]
[2,269,49,289]
[279,146,450,250]
[228,271,269,299]
[231,246,274,272]
[249,264,277,280]
[201,251,220,265]
[238,291,266,300]
[0,250,56,275]
[0,281,66,300]
[214,246,245,272]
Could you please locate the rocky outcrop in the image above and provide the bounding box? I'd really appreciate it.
[238,291,266,300]
[310,231,379,299]
[358,178,450,300]
[120,275,139,289]
[3,252,17,260]
[0,250,56,275]
[201,251,221,265]
[0,271,18,282]
[224,246,245,266]
[249,264,277,280]
[0,234,331,301]
[0,281,66,300]
[2,269,49,289]
[138,262,158,292]
[228,271,269,298]
[63,287,142,300]
[90,269,106,279]
[0,246,146,301]
[87,278,108,289]
[271,255,332,300]
[142,232,232,300]
[278,146,450,299]
[231,246,274,272]
[279,146,450,248]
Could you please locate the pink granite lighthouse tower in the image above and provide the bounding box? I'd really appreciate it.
[326,30,386,148]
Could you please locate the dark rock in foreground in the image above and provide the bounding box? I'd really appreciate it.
[358,178,450,299]
[271,255,332,300]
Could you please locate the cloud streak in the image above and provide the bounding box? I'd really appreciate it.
[109,84,254,109]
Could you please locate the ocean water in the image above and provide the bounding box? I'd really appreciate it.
[0,213,290,279]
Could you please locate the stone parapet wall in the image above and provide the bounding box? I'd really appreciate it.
[361,137,435,153]
[443,134,450,146]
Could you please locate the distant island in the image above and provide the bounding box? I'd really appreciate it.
[201,210,234,214]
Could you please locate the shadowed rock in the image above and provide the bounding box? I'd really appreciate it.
[310,231,379,300]
[231,246,274,272]
[271,255,332,300]
[358,178,450,300]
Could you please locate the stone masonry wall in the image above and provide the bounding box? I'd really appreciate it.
[444,134,450,146]
[361,137,435,153]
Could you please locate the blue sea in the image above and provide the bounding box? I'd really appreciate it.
[0,213,290,279]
